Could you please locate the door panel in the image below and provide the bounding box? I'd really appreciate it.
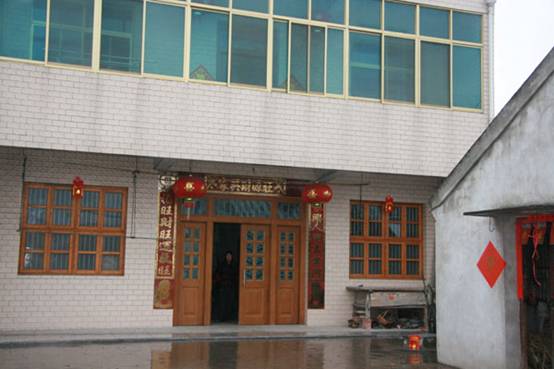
[239,225,270,325]
[174,222,206,325]
[276,226,300,324]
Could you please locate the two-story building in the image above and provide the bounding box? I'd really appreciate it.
[0,0,491,330]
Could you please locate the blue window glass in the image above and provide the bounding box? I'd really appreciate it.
[144,3,184,77]
[290,24,308,92]
[274,0,307,19]
[190,10,229,82]
[231,16,267,86]
[312,0,344,24]
[420,7,449,39]
[278,203,301,219]
[100,0,143,73]
[384,36,414,102]
[326,28,343,95]
[453,46,481,109]
[233,0,268,13]
[180,198,208,216]
[349,32,381,99]
[453,12,482,43]
[421,42,449,106]
[385,1,415,34]
[310,27,325,94]
[272,20,288,89]
[214,199,271,218]
[350,0,381,29]
[192,0,228,6]
[48,0,93,66]
[0,0,46,61]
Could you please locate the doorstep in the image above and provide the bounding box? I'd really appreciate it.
[0,325,432,348]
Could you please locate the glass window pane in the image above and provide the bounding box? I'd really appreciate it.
[407,244,419,259]
[25,232,45,250]
[349,32,381,99]
[278,202,300,220]
[350,260,363,274]
[48,0,94,66]
[350,0,381,29]
[24,253,44,269]
[389,244,401,258]
[420,7,449,39]
[407,261,419,275]
[54,189,72,206]
[273,21,288,89]
[453,46,481,109]
[421,42,449,106]
[0,0,46,61]
[389,223,401,237]
[326,29,343,95]
[79,235,97,251]
[388,260,401,274]
[104,211,122,227]
[368,243,382,258]
[385,1,415,34]
[350,243,364,257]
[312,0,344,24]
[27,208,47,225]
[51,234,71,250]
[80,210,98,226]
[144,3,184,77]
[192,0,228,6]
[50,254,69,270]
[290,24,308,92]
[274,0,307,19]
[384,36,414,102]
[233,0,267,13]
[453,12,482,43]
[231,15,267,86]
[105,192,123,209]
[407,207,419,222]
[309,27,325,93]
[214,199,271,218]
[102,255,120,271]
[407,223,419,238]
[100,0,143,73]
[369,260,382,274]
[28,188,48,206]
[190,10,229,82]
[82,191,99,208]
[78,254,96,270]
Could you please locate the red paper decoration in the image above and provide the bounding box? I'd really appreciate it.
[384,194,394,213]
[72,176,84,199]
[302,183,333,205]
[477,241,506,288]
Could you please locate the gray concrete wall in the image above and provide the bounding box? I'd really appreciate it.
[432,63,554,368]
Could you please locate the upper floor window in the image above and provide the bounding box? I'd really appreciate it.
[0,0,484,111]
[350,201,423,279]
[20,183,127,275]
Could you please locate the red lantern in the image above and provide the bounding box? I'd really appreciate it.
[172,176,207,209]
[72,176,84,199]
[407,335,422,351]
[302,183,333,206]
[384,194,394,214]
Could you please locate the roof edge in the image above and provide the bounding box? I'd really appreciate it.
[431,47,554,210]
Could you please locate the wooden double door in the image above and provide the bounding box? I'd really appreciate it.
[174,222,302,325]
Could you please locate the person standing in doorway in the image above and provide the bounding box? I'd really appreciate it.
[215,251,238,322]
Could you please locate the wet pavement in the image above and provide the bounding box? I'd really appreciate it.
[0,338,456,369]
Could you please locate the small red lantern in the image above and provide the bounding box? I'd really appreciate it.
[172,175,207,213]
[384,194,394,214]
[407,335,422,351]
[72,176,84,199]
[302,183,333,206]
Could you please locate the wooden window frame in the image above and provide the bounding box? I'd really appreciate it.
[19,182,128,276]
[349,200,424,280]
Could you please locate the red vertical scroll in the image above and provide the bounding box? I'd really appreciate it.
[153,191,176,309]
[308,204,325,309]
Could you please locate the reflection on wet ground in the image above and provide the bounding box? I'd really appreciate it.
[0,338,456,369]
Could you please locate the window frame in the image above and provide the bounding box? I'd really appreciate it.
[19,182,128,276]
[349,200,424,280]
[0,0,484,113]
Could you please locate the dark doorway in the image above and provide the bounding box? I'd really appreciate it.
[522,221,552,369]
[212,223,241,323]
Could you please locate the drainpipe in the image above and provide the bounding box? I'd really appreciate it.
[486,0,496,122]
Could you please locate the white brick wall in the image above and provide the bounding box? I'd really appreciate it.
[0,146,439,330]
[0,0,490,179]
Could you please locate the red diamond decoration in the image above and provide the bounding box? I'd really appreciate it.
[477,241,506,288]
